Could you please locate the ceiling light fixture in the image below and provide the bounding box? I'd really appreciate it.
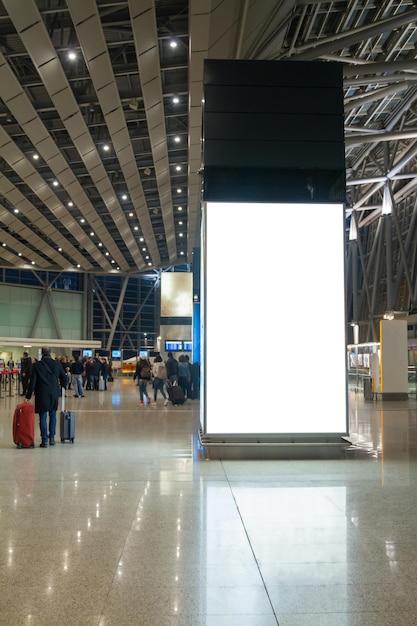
[178,206,183,211]
[175,165,182,171]
[172,96,179,104]
[169,40,178,48]
[33,153,39,160]
[14,208,19,214]
[52,180,59,187]
[121,194,128,201]
[174,136,180,143]
[68,50,77,61]
[68,201,73,207]
[177,188,182,194]
[103,144,110,152]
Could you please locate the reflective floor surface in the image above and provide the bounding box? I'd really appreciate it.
[1,379,417,625]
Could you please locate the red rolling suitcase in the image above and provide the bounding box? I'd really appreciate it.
[13,403,35,449]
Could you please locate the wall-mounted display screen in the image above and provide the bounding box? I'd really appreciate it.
[165,341,183,352]
[139,350,149,358]
[202,201,347,436]
[82,349,93,358]
[183,341,192,351]
[111,350,121,359]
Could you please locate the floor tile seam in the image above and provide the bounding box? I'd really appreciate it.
[221,460,279,625]
[92,489,151,623]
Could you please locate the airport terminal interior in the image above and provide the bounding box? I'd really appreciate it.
[3,1,417,624]
[0,376,417,625]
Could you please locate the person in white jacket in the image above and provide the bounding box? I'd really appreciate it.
[152,355,168,406]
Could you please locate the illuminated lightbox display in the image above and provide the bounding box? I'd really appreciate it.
[161,272,193,317]
[202,202,347,435]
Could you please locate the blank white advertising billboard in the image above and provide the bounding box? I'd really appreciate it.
[202,201,347,436]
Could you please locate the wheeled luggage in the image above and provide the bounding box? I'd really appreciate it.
[167,383,186,405]
[13,402,35,448]
[60,387,75,443]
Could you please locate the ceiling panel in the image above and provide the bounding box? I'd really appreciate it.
[0,0,416,274]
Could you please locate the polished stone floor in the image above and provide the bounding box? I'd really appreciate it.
[1,377,417,625]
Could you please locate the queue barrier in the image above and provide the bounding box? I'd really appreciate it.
[0,369,20,399]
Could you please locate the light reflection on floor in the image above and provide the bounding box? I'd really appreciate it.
[0,379,417,624]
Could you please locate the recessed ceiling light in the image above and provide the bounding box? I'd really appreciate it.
[90,232,94,237]
[111,259,115,263]
[177,188,182,194]
[148,262,152,266]
[142,247,147,252]
[18,252,22,257]
[105,252,109,256]
[174,136,180,143]
[172,96,179,104]
[103,144,110,152]
[169,40,178,48]
[179,221,183,225]
[116,266,120,270]
[68,51,77,60]
[178,206,183,211]
[52,180,59,187]
[121,194,128,201]
[31,261,35,265]
[58,247,62,252]
[14,208,19,214]
[77,264,81,268]
[179,233,183,237]
[175,165,182,171]
[139,237,144,242]
[68,201,73,207]
[129,212,134,217]
[33,153,39,160]
[80,218,85,223]
[2,243,6,247]
[98,242,103,247]
[134,226,139,231]
[180,251,184,256]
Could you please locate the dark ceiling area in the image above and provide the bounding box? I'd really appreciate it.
[1,0,417,276]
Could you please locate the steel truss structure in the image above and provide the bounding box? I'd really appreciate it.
[1,2,417,344]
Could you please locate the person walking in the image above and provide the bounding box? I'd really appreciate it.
[152,355,168,406]
[89,356,102,390]
[25,346,68,447]
[178,354,191,398]
[165,352,178,384]
[70,355,85,398]
[101,358,109,390]
[133,357,151,406]
[20,351,32,397]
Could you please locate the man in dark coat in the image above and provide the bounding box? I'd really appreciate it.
[25,346,68,447]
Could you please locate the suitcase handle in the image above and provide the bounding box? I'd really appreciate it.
[61,385,66,412]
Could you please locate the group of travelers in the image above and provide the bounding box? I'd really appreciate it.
[14,345,199,445]
[133,351,198,407]
[18,348,113,448]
